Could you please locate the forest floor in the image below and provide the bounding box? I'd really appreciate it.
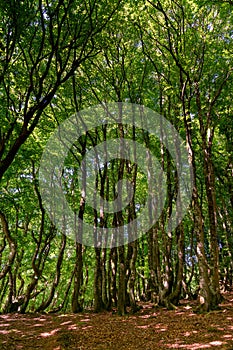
[0,292,233,350]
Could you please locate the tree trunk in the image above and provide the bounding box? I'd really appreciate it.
[117,243,126,315]
[202,133,221,306]
[94,247,104,312]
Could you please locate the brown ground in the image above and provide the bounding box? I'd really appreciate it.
[0,293,233,350]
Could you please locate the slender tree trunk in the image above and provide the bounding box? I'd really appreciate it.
[117,243,126,315]
[0,212,17,280]
[109,247,118,308]
[202,135,221,305]
[169,225,185,305]
[184,108,213,312]
[101,248,108,308]
[37,234,66,312]
[128,240,138,312]
[94,247,104,312]
[196,83,221,309]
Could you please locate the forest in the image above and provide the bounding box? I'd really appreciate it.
[0,0,233,348]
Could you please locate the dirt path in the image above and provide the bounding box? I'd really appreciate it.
[1,293,233,349]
